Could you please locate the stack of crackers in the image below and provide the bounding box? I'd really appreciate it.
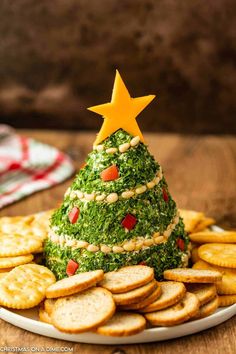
[0,211,56,310]
[0,263,223,336]
[190,232,236,307]
[179,209,216,234]
[180,209,236,307]
[36,265,222,334]
[35,265,222,334]
[0,210,53,281]
[0,209,235,337]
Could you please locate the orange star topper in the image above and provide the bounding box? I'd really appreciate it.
[88,70,156,146]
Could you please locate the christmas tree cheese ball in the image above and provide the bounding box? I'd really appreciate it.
[45,71,190,280]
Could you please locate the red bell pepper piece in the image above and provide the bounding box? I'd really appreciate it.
[101,165,119,182]
[121,214,137,230]
[162,187,169,202]
[139,261,147,266]
[68,206,80,224]
[177,238,185,251]
[66,259,79,276]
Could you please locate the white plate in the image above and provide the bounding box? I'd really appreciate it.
[0,305,236,344]
[1,225,235,344]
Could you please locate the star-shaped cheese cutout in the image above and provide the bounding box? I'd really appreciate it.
[88,70,155,145]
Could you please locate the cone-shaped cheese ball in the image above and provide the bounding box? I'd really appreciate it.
[45,130,189,279]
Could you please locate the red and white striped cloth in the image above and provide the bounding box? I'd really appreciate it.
[0,125,74,209]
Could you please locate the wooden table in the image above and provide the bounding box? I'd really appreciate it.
[0,130,236,354]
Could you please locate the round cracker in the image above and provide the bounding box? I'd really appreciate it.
[193,260,236,295]
[186,283,217,306]
[96,312,146,336]
[112,279,157,305]
[44,298,56,315]
[192,218,215,233]
[0,267,14,273]
[164,268,222,283]
[0,211,52,244]
[39,306,52,324]
[51,287,115,334]
[0,216,25,224]
[0,222,26,234]
[190,231,236,244]
[46,270,104,298]
[145,292,200,326]
[179,209,204,233]
[0,215,34,234]
[198,243,236,268]
[0,234,42,257]
[0,264,56,309]
[99,266,154,294]
[120,283,162,310]
[193,296,219,319]
[0,254,33,268]
[218,294,236,307]
[140,281,186,313]
[33,246,44,254]
[191,247,200,264]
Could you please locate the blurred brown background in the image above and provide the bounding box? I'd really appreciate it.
[0,0,235,133]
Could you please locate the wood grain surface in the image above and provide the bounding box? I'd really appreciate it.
[0,130,236,354]
[1,1,236,134]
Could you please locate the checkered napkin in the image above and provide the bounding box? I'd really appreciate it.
[0,125,74,209]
